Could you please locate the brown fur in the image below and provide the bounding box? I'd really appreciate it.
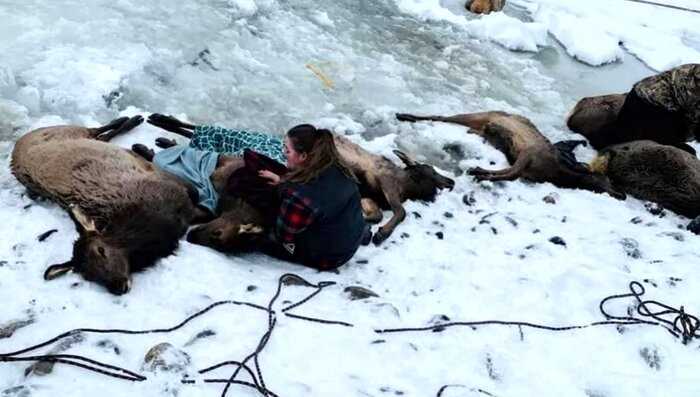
[567,93,697,156]
[466,0,505,14]
[333,135,455,244]
[11,118,195,294]
[593,140,700,218]
[396,111,625,199]
[566,93,626,149]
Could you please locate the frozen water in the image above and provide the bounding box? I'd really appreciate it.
[1,1,699,396]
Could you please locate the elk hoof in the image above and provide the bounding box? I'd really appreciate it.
[372,230,389,245]
[155,137,177,148]
[131,144,154,161]
[147,113,180,128]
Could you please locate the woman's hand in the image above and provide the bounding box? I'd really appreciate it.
[258,170,281,185]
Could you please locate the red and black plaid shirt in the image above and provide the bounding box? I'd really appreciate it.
[275,187,318,253]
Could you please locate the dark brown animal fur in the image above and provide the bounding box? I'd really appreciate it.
[396,111,625,199]
[566,93,627,149]
[591,140,700,218]
[130,141,268,253]
[10,117,195,295]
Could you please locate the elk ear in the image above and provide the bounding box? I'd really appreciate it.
[393,150,417,167]
[69,205,98,233]
[44,262,74,281]
[239,224,264,234]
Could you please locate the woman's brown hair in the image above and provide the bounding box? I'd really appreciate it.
[284,124,358,184]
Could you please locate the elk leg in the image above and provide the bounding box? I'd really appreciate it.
[468,153,531,182]
[96,115,144,141]
[90,116,130,136]
[147,113,195,138]
[396,112,493,131]
[373,192,406,245]
[396,113,450,123]
[361,198,383,224]
[131,144,155,161]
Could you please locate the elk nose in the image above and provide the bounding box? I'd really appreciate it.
[108,277,131,295]
[210,229,223,240]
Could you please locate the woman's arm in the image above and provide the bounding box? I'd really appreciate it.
[273,187,318,254]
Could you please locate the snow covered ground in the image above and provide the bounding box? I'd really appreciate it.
[1,0,699,396]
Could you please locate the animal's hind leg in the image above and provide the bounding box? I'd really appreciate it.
[96,115,144,141]
[89,116,130,137]
[396,112,495,131]
[361,198,383,224]
[147,113,195,138]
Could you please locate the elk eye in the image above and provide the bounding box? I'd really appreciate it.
[97,247,106,258]
[211,230,223,239]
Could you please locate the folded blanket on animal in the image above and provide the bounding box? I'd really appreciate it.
[153,145,220,213]
[190,125,287,164]
[227,149,289,223]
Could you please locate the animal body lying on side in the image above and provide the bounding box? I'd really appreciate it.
[396,111,625,199]
[10,116,196,294]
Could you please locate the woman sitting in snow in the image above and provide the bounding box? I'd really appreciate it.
[254,124,369,270]
[146,115,370,270]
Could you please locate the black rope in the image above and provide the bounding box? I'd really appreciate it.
[283,313,354,327]
[375,282,699,345]
[599,281,699,344]
[2,278,696,396]
[198,361,262,390]
[1,355,145,381]
[437,384,496,397]
[0,299,270,357]
[0,273,340,397]
[218,273,338,397]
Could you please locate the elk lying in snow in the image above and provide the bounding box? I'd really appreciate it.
[566,94,696,155]
[590,140,700,219]
[10,116,197,295]
[396,111,626,199]
[568,64,700,155]
[566,93,627,150]
[146,114,455,245]
[567,93,698,155]
[466,0,505,14]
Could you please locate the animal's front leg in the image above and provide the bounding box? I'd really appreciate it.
[131,144,155,162]
[361,198,383,224]
[155,137,178,149]
[373,193,406,245]
[90,116,129,137]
